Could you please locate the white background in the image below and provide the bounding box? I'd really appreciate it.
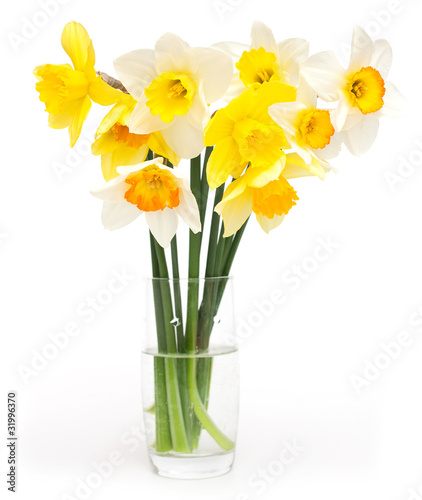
[1,0,422,499]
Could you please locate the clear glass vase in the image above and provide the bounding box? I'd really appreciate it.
[141,276,239,479]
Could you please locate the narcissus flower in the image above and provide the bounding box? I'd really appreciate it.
[90,158,201,247]
[301,26,405,155]
[113,34,233,159]
[91,94,180,181]
[204,81,296,189]
[34,22,122,147]
[215,154,314,236]
[269,85,340,178]
[214,20,309,101]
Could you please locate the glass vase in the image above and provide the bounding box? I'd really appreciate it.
[141,276,239,479]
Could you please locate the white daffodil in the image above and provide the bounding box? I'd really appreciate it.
[301,26,406,155]
[113,34,233,159]
[213,20,309,101]
[90,157,201,248]
[269,83,341,178]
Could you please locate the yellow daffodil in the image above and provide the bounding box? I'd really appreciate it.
[90,158,201,247]
[301,26,405,155]
[113,34,233,159]
[269,84,340,178]
[34,21,122,147]
[214,20,309,101]
[215,153,319,236]
[204,81,296,189]
[91,94,180,181]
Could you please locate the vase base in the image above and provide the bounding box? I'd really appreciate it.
[149,450,235,479]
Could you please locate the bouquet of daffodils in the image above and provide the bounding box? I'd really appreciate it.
[34,21,404,456]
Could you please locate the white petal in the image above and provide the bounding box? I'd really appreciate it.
[314,130,342,160]
[113,49,156,100]
[301,52,345,102]
[194,47,233,103]
[101,201,141,230]
[349,26,374,73]
[269,101,305,136]
[161,117,204,159]
[341,107,364,130]
[175,179,201,233]
[336,93,354,130]
[90,175,127,202]
[220,73,246,102]
[145,208,178,248]
[154,33,199,74]
[288,136,313,165]
[371,39,392,80]
[277,38,309,86]
[296,79,317,108]
[129,93,171,134]
[250,20,278,56]
[185,86,209,130]
[378,81,407,118]
[256,213,285,234]
[340,116,379,156]
[212,41,249,60]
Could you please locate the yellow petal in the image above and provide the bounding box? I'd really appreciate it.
[88,76,123,106]
[68,96,91,147]
[218,186,252,237]
[100,153,115,182]
[204,108,234,146]
[48,105,73,129]
[96,102,128,137]
[207,136,246,189]
[112,143,148,171]
[61,21,95,73]
[149,131,181,166]
[256,213,285,234]
[283,153,325,180]
[91,129,118,156]
[244,155,286,188]
[215,175,248,208]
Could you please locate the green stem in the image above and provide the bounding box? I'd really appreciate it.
[170,236,185,352]
[153,237,191,453]
[170,235,192,446]
[187,357,234,451]
[185,155,202,355]
[204,184,225,278]
[192,218,249,448]
[199,147,212,228]
[149,234,172,452]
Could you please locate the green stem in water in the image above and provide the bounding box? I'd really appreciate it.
[170,235,192,446]
[187,357,234,451]
[149,233,172,452]
[192,218,250,448]
[153,237,191,453]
